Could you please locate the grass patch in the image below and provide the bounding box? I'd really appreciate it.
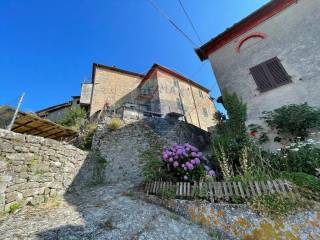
[8,203,21,214]
[208,230,226,240]
[107,118,122,131]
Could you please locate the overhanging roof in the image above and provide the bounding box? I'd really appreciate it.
[0,107,77,141]
[195,0,296,60]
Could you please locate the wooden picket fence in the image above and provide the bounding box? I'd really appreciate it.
[144,179,293,201]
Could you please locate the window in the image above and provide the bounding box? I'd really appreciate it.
[202,107,208,117]
[250,57,291,92]
[199,90,203,98]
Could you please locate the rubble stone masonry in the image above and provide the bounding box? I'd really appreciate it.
[0,129,89,213]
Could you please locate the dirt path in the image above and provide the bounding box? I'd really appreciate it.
[0,183,217,240]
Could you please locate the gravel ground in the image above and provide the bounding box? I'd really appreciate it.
[0,183,219,240]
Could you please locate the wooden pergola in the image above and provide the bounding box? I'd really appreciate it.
[10,112,77,141]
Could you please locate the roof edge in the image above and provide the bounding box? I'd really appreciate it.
[196,0,296,60]
[139,64,210,93]
[92,63,145,79]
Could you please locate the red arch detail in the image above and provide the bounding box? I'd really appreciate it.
[235,32,267,53]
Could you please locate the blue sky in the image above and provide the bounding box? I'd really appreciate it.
[0,0,269,112]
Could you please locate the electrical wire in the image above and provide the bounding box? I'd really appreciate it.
[147,0,198,47]
[178,0,202,45]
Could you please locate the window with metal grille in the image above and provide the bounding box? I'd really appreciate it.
[199,90,203,98]
[202,107,208,117]
[250,57,291,92]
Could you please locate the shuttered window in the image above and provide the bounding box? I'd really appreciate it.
[250,57,291,92]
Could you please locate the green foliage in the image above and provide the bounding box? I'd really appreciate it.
[159,186,176,199]
[140,144,169,181]
[230,196,244,204]
[248,124,269,144]
[78,123,97,150]
[248,194,305,218]
[8,203,21,214]
[208,230,226,240]
[262,103,320,140]
[268,144,320,175]
[230,168,271,186]
[107,118,122,131]
[281,172,320,192]
[89,150,108,185]
[0,105,14,129]
[212,92,249,179]
[192,185,208,200]
[58,106,87,130]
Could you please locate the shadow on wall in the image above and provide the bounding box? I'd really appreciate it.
[35,118,210,239]
[34,150,113,239]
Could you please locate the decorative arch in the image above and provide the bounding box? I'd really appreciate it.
[235,32,267,53]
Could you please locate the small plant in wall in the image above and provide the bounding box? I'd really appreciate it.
[162,143,215,181]
[107,117,122,131]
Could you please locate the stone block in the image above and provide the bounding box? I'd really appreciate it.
[5,191,23,203]
[49,189,57,197]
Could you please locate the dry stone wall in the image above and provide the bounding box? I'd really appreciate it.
[0,129,90,213]
[92,117,210,185]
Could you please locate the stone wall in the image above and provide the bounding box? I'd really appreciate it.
[0,129,90,213]
[92,117,210,185]
[144,195,320,240]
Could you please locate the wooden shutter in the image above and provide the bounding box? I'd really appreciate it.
[250,57,291,92]
[266,57,291,86]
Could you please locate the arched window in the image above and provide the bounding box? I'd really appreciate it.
[235,32,267,53]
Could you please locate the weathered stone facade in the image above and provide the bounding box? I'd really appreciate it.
[92,117,210,185]
[90,64,217,131]
[0,129,90,213]
[200,0,320,126]
[90,65,143,117]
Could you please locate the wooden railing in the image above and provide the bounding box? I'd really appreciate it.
[144,179,293,201]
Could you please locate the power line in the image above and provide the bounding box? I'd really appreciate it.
[147,0,198,47]
[178,0,202,45]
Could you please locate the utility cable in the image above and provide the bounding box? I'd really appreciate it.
[147,0,198,47]
[178,0,202,45]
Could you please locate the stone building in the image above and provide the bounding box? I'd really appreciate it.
[196,0,320,126]
[36,96,81,123]
[88,63,217,131]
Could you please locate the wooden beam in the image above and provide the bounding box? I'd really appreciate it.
[11,120,34,131]
[44,130,65,138]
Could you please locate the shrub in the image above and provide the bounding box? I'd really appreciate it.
[107,118,122,131]
[281,172,320,192]
[268,142,320,175]
[140,144,169,181]
[58,106,87,130]
[162,143,215,181]
[248,194,304,217]
[78,123,97,150]
[212,92,249,178]
[159,186,176,199]
[262,103,320,141]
